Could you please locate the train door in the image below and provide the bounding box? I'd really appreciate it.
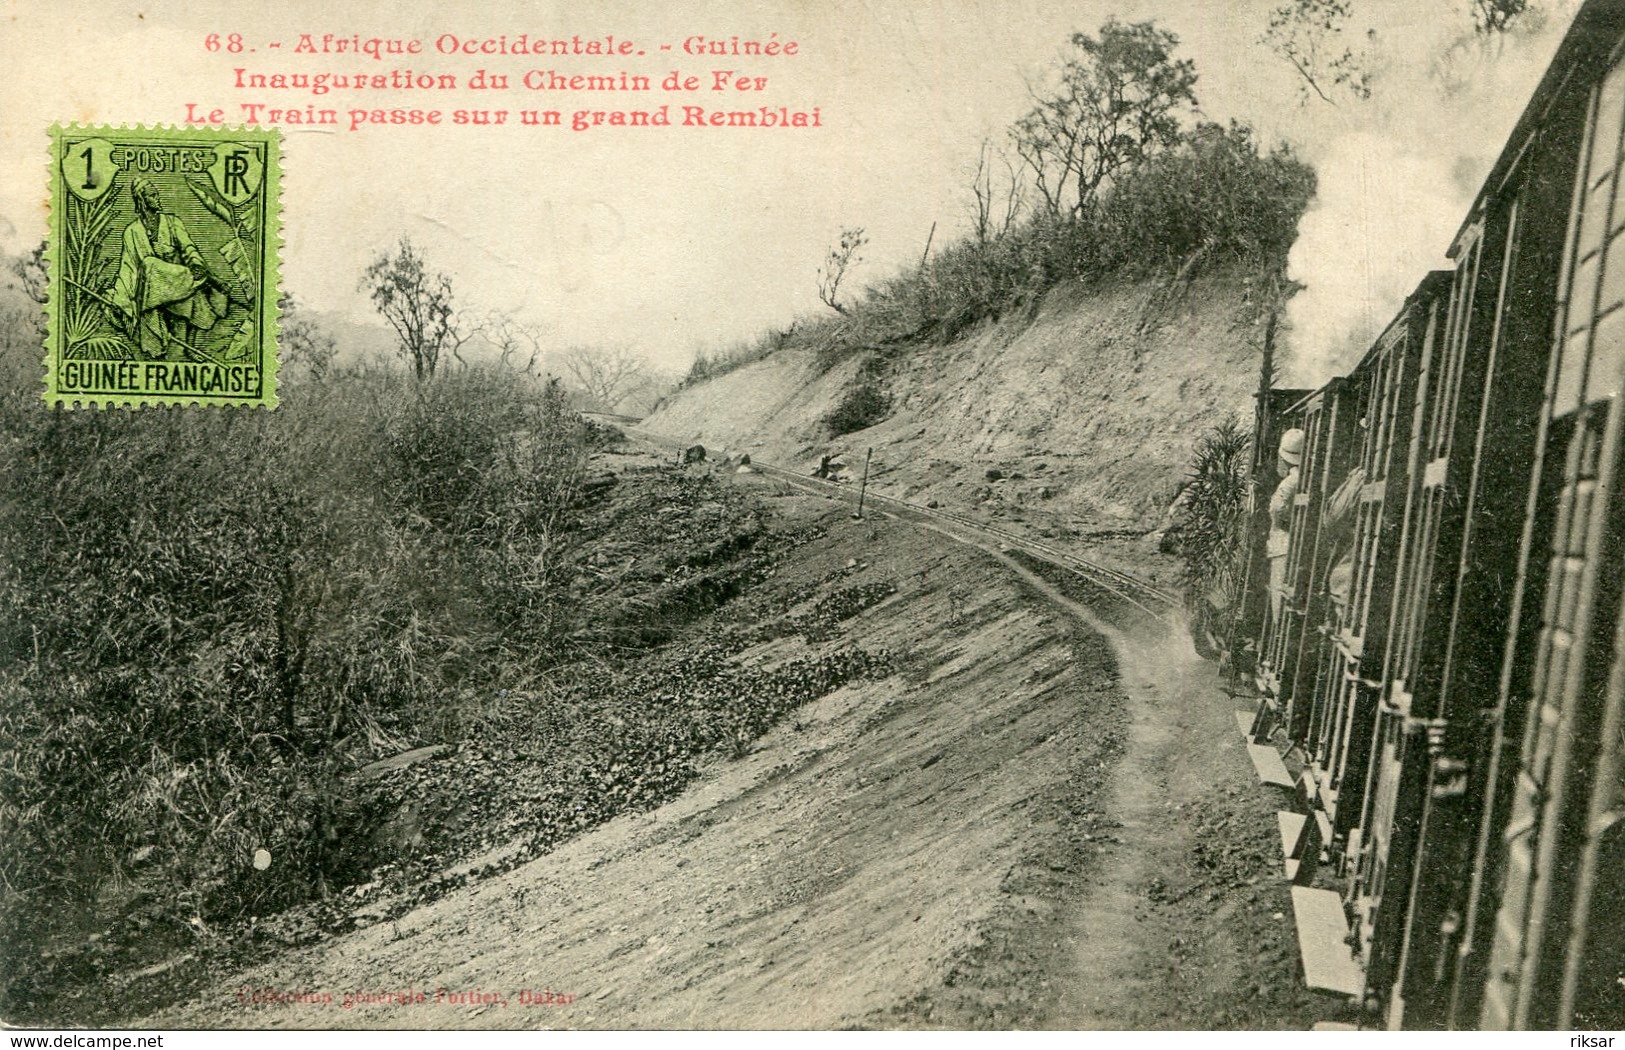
[1257,391,1317,708]
[1231,387,1312,686]
[1478,44,1625,1028]
[1328,293,1437,837]
[1559,592,1625,1028]
[1285,381,1357,744]
[1341,282,1445,998]
[1560,590,1625,1027]
[1382,224,1485,720]
[1357,219,1490,1027]
[1300,370,1378,799]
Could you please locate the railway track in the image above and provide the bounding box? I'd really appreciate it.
[611,420,1180,629]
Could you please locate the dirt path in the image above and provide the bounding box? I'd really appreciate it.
[145,478,1342,1030]
[863,520,1342,1029]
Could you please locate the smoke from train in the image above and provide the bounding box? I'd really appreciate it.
[1282,4,1576,387]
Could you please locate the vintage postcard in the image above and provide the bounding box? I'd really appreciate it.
[0,0,1621,1040]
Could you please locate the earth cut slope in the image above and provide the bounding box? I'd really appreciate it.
[646,270,1268,578]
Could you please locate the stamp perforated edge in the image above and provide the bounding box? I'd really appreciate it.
[42,123,283,410]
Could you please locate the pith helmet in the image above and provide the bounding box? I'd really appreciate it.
[1279,428,1305,466]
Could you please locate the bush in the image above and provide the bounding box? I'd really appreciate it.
[1170,418,1253,650]
[0,328,591,1011]
[824,357,892,437]
[1094,121,1315,273]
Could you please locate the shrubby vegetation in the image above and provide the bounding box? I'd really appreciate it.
[1168,418,1254,654]
[0,261,903,1019]
[824,356,892,438]
[0,305,598,1009]
[682,21,1316,394]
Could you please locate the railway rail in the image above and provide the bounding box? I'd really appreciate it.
[620,424,1180,629]
[752,460,1177,624]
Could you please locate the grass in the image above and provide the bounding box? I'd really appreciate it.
[0,291,913,1022]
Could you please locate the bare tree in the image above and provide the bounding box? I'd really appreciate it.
[10,241,46,306]
[0,242,47,358]
[477,310,546,376]
[1260,0,1373,106]
[359,237,467,381]
[277,293,336,382]
[1263,1,1535,107]
[559,344,648,411]
[1012,19,1198,218]
[816,226,867,315]
[968,139,1027,244]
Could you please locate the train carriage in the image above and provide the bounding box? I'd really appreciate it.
[1345,3,1619,1028]
[1282,381,1361,747]
[1379,63,1587,1023]
[1456,12,1625,1026]
[1313,273,1449,1001]
[1254,379,1357,736]
[1218,0,1625,1028]
[1308,277,1448,839]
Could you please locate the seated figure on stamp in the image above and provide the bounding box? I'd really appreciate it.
[109,176,229,359]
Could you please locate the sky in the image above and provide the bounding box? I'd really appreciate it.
[0,0,1582,379]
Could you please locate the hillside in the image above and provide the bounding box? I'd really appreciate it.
[645,268,1271,582]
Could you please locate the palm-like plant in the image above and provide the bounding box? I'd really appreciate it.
[1176,418,1252,642]
[61,191,124,358]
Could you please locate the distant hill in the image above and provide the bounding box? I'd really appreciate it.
[300,309,406,369]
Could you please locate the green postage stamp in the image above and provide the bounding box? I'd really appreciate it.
[44,125,282,408]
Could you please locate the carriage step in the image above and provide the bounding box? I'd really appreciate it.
[1297,768,1322,810]
[1316,810,1335,849]
[1277,811,1307,879]
[1290,886,1364,998]
[1248,742,1295,788]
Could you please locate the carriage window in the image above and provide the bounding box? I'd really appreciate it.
[1581,174,1616,253]
[1571,253,1602,334]
[1604,230,1625,306]
[1556,59,1625,415]
[1590,303,1625,402]
[1593,62,1625,184]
